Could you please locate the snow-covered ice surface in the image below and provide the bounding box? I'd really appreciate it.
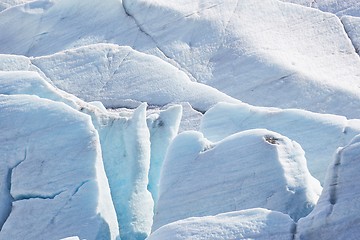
[0,0,157,57]
[2,0,360,117]
[2,0,360,239]
[0,0,30,12]
[0,95,119,240]
[280,0,360,17]
[153,129,321,231]
[342,16,360,54]
[295,134,360,240]
[31,44,239,111]
[148,209,296,240]
[201,102,360,183]
[121,0,360,118]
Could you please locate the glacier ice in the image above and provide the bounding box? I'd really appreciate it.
[152,129,321,231]
[342,16,360,55]
[201,102,360,183]
[146,105,182,205]
[2,0,360,239]
[0,0,157,56]
[295,134,360,239]
[30,43,239,111]
[0,68,184,239]
[280,0,360,17]
[0,95,119,240]
[120,0,360,118]
[148,208,296,240]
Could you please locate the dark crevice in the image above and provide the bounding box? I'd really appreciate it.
[291,222,297,240]
[42,180,91,232]
[0,168,15,231]
[1,148,28,230]
[13,190,65,202]
[327,149,342,217]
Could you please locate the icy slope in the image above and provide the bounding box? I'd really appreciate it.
[31,44,239,111]
[0,0,157,57]
[1,1,360,117]
[123,0,360,118]
[296,134,360,239]
[153,129,321,231]
[148,209,296,240]
[201,102,360,183]
[0,95,119,240]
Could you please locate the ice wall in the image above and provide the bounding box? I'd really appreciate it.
[296,134,360,239]
[0,67,180,240]
[146,105,182,205]
[0,95,119,240]
[31,44,239,111]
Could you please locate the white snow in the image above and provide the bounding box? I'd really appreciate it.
[30,43,239,111]
[148,208,296,240]
[201,102,360,183]
[0,0,156,56]
[0,0,31,12]
[280,0,360,17]
[0,95,119,240]
[296,134,360,239]
[153,129,321,231]
[60,237,80,240]
[2,0,360,239]
[121,0,360,118]
[341,15,360,54]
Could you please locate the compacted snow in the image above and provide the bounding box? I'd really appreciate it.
[148,209,296,240]
[1,0,360,239]
[201,102,360,183]
[153,129,321,231]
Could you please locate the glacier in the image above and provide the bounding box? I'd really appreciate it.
[0,95,119,240]
[152,129,321,231]
[295,134,360,239]
[201,102,360,183]
[148,209,296,240]
[1,0,360,239]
